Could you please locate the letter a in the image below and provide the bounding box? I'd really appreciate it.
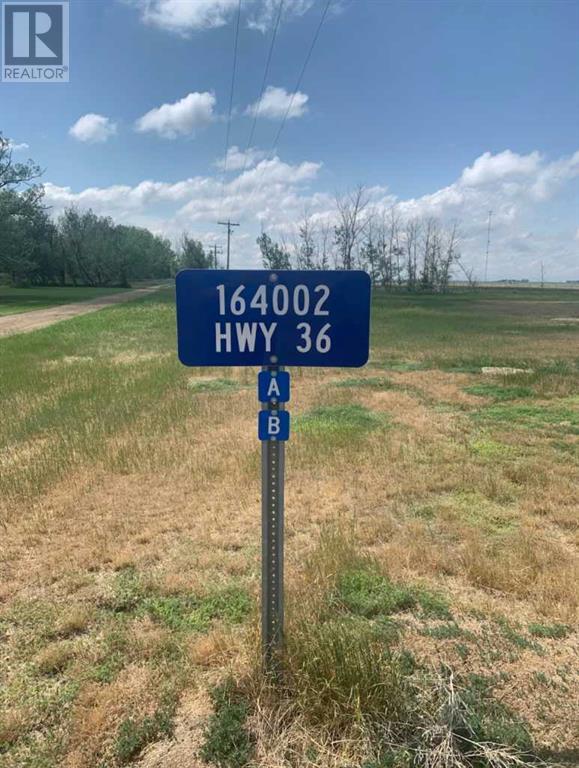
[267,378,281,398]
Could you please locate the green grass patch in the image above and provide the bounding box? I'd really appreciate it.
[201,679,253,768]
[469,437,515,459]
[334,376,397,390]
[336,567,450,620]
[142,587,251,632]
[0,285,129,315]
[464,383,535,400]
[421,622,472,641]
[528,622,570,639]
[474,401,579,435]
[105,570,251,633]
[285,617,413,732]
[495,617,542,652]
[462,673,533,752]
[115,694,177,764]
[187,378,240,394]
[296,404,388,442]
[450,490,516,532]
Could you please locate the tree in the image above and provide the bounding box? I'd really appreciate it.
[257,232,291,270]
[404,218,421,291]
[179,234,211,269]
[360,219,381,285]
[0,134,42,190]
[0,134,49,284]
[296,210,317,269]
[334,185,370,269]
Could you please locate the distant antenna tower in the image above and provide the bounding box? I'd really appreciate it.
[484,210,493,283]
[540,261,545,289]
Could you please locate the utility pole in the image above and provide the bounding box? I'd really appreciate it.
[484,210,492,284]
[206,244,223,269]
[217,220,240,270]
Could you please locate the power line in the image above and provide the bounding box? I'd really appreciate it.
[218,220,240,269]
[240,0,285,177]
[218,0,243,218]
[270,0,331,153]
[242,0,332,218]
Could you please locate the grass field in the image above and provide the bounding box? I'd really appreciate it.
[0,287,578,767]
[0,286,135,316]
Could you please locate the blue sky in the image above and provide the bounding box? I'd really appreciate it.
[2,0,578,277]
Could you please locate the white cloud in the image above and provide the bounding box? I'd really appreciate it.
[129,0,239,34]
[128,0,316,34]
[7,140,29,152]
[530,149,579,201]
[460,149,541,186]
[246,86,308,120]
[43,148,579,277]
[135,92,216,139]
[215,146,267,171]
[69,114,117,144]
[246,0,314,32]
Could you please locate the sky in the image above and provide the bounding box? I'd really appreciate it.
[1,0,578,279]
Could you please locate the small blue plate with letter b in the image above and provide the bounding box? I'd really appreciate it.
[258,371,290,403]
[259,410,290,441]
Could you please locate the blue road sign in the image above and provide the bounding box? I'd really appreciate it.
[259,410,290,441]
[258,370,290,403]
[176,269,371,368]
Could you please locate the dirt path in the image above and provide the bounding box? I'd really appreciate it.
[0,285,164,338]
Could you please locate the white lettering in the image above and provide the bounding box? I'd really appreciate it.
[269,415,280,435]
[267,378,281,397]
[235,322,258,352]
[215,322,231,353]
[259,322,277,352]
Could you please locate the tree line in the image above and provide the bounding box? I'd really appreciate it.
[258,186,470,291]
[2,134,467,291]
[0,134,219,287]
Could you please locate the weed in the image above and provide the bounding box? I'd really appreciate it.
[336,567,451,620]
[461,673,533,752]
[108,568,149,613]
[105,570,251,632]
[455,643,470,661]
[201,679,252,768]
[34,642,75,675]
[421,622,467,640]
[142,586,252,632]
[495,617,542,652]
[115,695,176,764]
[528,622,570,639]
[284,617,413,732]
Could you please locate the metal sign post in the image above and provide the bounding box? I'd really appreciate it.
[175,269,371,672]
[261,367,285,667]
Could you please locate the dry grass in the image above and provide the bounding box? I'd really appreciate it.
[0,288,577,766]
